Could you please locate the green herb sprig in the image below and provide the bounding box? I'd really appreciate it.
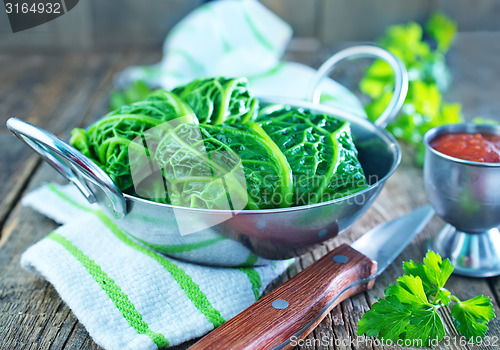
[357,251,496,346]
[360,12,462,165]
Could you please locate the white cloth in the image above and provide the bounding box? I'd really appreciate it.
[115,0,365,118]
[21,183,292,349]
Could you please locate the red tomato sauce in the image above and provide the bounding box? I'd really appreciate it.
[430,132,500,163]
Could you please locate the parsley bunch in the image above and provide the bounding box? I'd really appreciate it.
[360,12,462,165]
[358,251,495,346]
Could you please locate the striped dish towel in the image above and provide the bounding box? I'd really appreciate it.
[21,183,292,349]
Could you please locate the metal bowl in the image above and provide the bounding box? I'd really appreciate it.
[7,46,407,266]
[424,123,500,277]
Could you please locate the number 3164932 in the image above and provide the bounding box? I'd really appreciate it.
[5,2,62,14]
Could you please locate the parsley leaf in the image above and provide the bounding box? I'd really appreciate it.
[357,295,412,340]
[387,275,429,308]
[451,295,496,340]
[359,60,394,99]
[405,308,446,344]
[425,12,457,53]
[403,250,453,305]
[358,251,496,347]
[421,251,454,289]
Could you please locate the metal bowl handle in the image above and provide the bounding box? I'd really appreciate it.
[308,45,408,128]
[6,118,127,219]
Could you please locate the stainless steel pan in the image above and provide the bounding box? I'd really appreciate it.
[7,45,407,266]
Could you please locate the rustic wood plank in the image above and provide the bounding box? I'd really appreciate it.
[0,1,92,52]
[260,0,320,37]
[91,0,203,50]
[445,32,500,122]
[0,137,39,237]
[433,0,500,32]
[0,54,100,233]
[319,0,433,45]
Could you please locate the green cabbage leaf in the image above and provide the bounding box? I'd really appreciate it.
[172,77,259,124]
[154,122,293,209]
[257,105,368,205]
[70,90,197,191]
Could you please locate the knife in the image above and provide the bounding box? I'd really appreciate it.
[190,205,434,350]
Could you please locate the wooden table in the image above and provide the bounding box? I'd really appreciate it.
[2,34,500,349]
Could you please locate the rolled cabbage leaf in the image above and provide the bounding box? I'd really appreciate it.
[70,90,197,191]
[155,122,293,209]
[321,121,369,200]
[172,77,259,124]
[257,105,368,205]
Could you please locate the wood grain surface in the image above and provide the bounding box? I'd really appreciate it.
[2,34,500,349]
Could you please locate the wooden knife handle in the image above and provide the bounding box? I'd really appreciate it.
[190,244,377,350]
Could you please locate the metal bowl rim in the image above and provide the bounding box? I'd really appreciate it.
[122,97,402,214]
[424,123,500,168]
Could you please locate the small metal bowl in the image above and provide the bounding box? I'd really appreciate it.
[424,123,500,277]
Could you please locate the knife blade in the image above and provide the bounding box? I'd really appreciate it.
[190,205,434,350]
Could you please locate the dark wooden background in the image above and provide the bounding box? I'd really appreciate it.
[1,0,500,52]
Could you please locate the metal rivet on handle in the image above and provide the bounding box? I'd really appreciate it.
[272,299,289,310]
[333,255,348,263]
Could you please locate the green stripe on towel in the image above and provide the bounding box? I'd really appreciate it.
[47,183,225,253]
[243,11,276,52]
[247,63,285,83]
[237,252,259,267]
[48,232,169,348]
[168,49,205,76]
[237,267,261,301]
[235,253,261,301]
[48,183,93,213]
[94,211,226,328]
[134,236,226,254]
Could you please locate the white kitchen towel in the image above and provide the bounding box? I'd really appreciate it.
[115,0,366,118]
[21,183,292,349]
